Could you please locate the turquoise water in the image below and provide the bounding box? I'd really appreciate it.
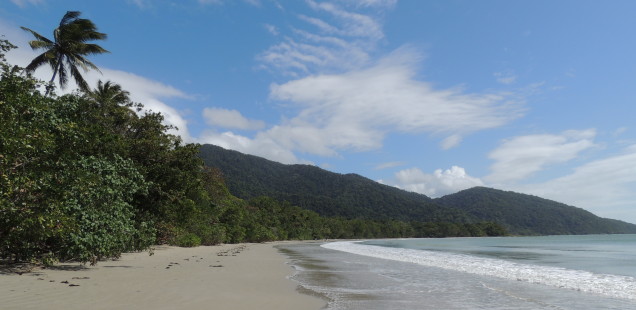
[280,235,636,309]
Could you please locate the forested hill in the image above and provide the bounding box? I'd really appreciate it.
[434,187,636,235]
[200,144,636,235]
[199,144,470,222]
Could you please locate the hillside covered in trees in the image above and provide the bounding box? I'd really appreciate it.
[199,144,469,223]
[434,187,636,235]
[199,144,636,236]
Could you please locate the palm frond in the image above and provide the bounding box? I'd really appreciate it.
[59,11,81,27]
[79,43,110,55]
[20,27,53,44]
[27,40,55,50]
[74,55,102,73]
[69,64,89,91]
[24,52,51,73]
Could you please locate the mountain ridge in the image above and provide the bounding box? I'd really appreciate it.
[199,144,636,235]
[434,186,636,235]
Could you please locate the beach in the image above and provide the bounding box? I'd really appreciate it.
[0,243,326,310]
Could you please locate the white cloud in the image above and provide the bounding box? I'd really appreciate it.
[391,166,484,197]
[10,0,44,8]
[305,1,384,39]
[203,107,265,130]
[267,48,522,156]
[197,130,306,165]
[509,145,636,223]
[485,129,597,183]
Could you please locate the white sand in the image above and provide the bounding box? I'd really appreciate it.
[0,243,325,310]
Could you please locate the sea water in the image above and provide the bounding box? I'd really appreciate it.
[278,235,636,309]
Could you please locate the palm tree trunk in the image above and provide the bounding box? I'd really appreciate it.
[45,56,62,97]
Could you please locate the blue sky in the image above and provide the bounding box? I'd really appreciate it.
[2,0,636,223]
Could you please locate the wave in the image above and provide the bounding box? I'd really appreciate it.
[322,241,636,300]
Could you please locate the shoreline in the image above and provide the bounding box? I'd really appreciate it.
[0,243,326,310]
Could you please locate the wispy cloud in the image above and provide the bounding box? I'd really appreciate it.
[200,45,523,163]
[306,0,384,40]
[268,48,522,155]
[258,0,390,76]
[485,129,597,183]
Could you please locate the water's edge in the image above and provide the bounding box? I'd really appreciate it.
[277,237,636,310]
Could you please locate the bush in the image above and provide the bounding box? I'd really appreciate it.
[175,233,201,248]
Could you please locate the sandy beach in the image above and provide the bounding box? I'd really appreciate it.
[0,243,325,310]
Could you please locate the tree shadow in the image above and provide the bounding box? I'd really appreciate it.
[0,260,39,275]
[0,259,89,275]
[44,264,88,271]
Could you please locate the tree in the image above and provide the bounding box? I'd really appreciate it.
[21,11,109,95]
[84,79,131,106]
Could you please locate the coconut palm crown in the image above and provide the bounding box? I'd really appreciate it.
[85,80,131,107]
[21,11,109,95]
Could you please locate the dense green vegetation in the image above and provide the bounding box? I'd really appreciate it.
[435,187,636,235]
[199,144,471,222]
[0,37,199,264]
[200,144,636,236]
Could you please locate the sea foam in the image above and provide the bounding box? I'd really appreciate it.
[322,241,636,300]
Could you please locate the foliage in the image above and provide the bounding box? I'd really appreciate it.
[199,144,471,222]
[175,232,202,248]
[0,40,211,264]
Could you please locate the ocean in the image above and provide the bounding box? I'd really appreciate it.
[278,235,636,309]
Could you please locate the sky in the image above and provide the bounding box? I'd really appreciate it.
[1,0,636,223]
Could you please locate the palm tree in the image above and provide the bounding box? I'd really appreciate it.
[84,80,131,107]
[83,80,138,137]
[21,11,109,95]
